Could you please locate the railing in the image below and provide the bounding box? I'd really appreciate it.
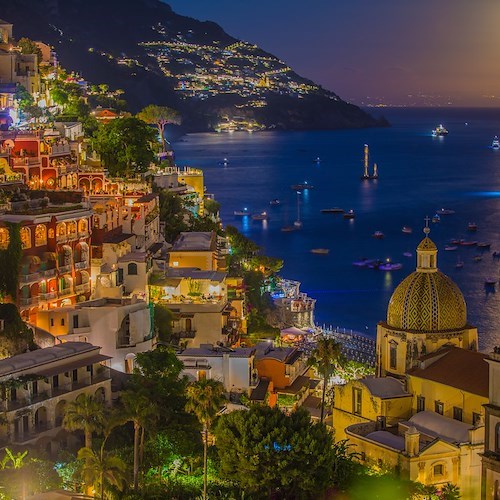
[19,272,40,284]
[67,232,78,241]
[19,296,39,306]
[78,231,89,238]
[58,287,73,297]
[48,144,71,156]
[56,234,67,243]
[41,268,57,278]
[73,326,91,334]
[175,330,197,339]
[74,261,88,270]
[74,283,90,294]
[58,265,72,274]
[39,291,57,302]
[12,157,40,166]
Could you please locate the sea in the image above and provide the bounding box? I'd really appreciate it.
[171,108,500,352]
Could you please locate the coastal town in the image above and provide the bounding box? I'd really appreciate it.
[0,16,498,500]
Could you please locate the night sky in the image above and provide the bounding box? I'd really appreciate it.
[165,0,500,107]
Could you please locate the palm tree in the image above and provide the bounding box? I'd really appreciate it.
[308,336,345,422]
[121,391,157,490]
[63,393,105,449]
[77,447,127,499]
[441,483,461,500]
[136,104,181,152]
[185,379,225,500]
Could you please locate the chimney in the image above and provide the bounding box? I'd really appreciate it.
[404,426,420,457]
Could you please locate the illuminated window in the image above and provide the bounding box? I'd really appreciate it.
[20,227,31,249]
[473,412,482,426]
[353,387,362,415]
[435,401,444,415]
[433,464,444,477]
[35,224,47,246]
[198,370,207,381]
[78,219,88,234]
[128,263,137,275]
[0,228,9,249]
[172,261,179,267]
[56,222,66,238]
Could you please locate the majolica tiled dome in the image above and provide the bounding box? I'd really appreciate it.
[386,233,467,332]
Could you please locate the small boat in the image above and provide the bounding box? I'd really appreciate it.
[379,262,403,271]
[293,220,303,229]
[432,124,449,137]
[477,242,491,250]
[269,199,281,206]
[314,157,322,163]
[234,208,250,216]
[367,260,383,269]
[252,212,268,221]
[321,208,344,214]
[450,238,464,245]
[455,259,464,269]
[485,278,497,286]
[311,248,329,255]
[281,225,295,232]
[491,136,500,150]
[473,255,483,262]
[467,222,478,231]
[445,245,458,251]
[352,258,378,268]
[403,252,413,258]
[291,182,314,191]
[218,158,229,165]
[460,240,478,247]
[372,231,384,239]
[432,214,441,223]
[436,208,455,215]
[402,226,413,234]
[343,209,356,219]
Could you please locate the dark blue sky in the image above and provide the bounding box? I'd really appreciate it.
[165,0,500,106]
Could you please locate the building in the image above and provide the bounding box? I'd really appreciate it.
[482,347,500,499]
[0,342,111,454]
[36,298,154,373]
[376,227,478,378]
[169,231,222,271]
[176,344,257,393]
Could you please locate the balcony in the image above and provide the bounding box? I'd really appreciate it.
[12,156,40,166]
[19,297,39,307]
[58,265,72,274]
[41,268,57,278]
[175,330,197,339]
[74,283,90,294]
[19,272,40,284]
[74,260,89,270]
[58,287,73,297]
[78,231,89,239]
[48,144,71,156]
[39,291,58,302]
[56,234,67,243]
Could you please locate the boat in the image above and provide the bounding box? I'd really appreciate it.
[450,238,464,245]
[467,222,478,232]
[403,252,413,258]
[485,278,497,286]
[402,226,413,234]
[343,209,356,219]
[372,231,384,239]
[353,258,377,267]
[431,214,441,223]
[252,212,268,221]
[291,182,314,191]
[460,240,477,246]
[321,208,344,214]
[311,248,330,255]
[432,124,449,137]
[314,157,322,163]
[218,158,229,166]
[455,260,464,269]
[444,245,458,251]
[360,144,379,180]
[436,208,455,215]
[234,208,250,216]
[477,242,491,249]
[474,255,483,262]
[492,136,500,150]
[269,199,281,206]
[281,225,296,232]
[379,261,403,271]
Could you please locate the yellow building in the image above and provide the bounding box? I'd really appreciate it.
[169,231,220,271]
[333,227,486,498]
[377,227,478,378]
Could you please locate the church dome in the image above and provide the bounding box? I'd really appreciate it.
[386,229,467,332]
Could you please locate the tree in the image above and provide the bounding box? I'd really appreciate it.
[440,483,461,500]
[185,379,225,500]
[17,38,42,63]
[158,190,189,243]
[63,393,105,450]
[307,336,345,422]
[93,117,157,176]
[153,303,173,342]
[121,391,158,490]
[14,84,34,111]
[214,406,351,498]
[137,105,181,152]
[50,87,69,108]
[77,447,127,499]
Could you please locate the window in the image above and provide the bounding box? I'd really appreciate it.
[50,318,54,327]
[473,412,482,426]
[353,387,362,415]
[433,464,444,477]
[128,262,138,275]
[35,224,47,246]
[496,423,500,453]
[61,318,65,326]
[453,406,463,422]
[0,228,10,249]
[198,370,207,381]
[117,268,124,284]
[10,387,17,401]
[73,315,79,329]
[417,396,425,412]
[20,227,31,249]
[435,401,444,415]
[389,340,397,370]
[52,375,59,388]
[32,380,38,396]
[72,369,78,382]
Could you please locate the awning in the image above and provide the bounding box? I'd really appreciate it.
[280,327,307,337]
[39,353,111,377]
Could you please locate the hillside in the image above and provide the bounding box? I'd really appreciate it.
[2,0,388,131]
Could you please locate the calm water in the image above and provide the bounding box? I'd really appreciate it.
[171,108,500,351]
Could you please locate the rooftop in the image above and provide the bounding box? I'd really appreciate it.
[408,347,489,398]
[134,193,158,203]
[359,376,410,399]
[254,342,301,364]
[0,342,99,378]
[103,233,134,244]
[178,344,255,358]
[171,231,215,251]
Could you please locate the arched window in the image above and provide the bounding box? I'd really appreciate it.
[128,263,138,275]
[0,227,9,249]
[35,224,47,246]
[389,340,398,370]
[56,222,66,239]
[78,219,88,234]
[67,221,77,238]
[20,227,31,249]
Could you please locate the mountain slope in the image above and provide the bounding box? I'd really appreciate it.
[3,0,387,131]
